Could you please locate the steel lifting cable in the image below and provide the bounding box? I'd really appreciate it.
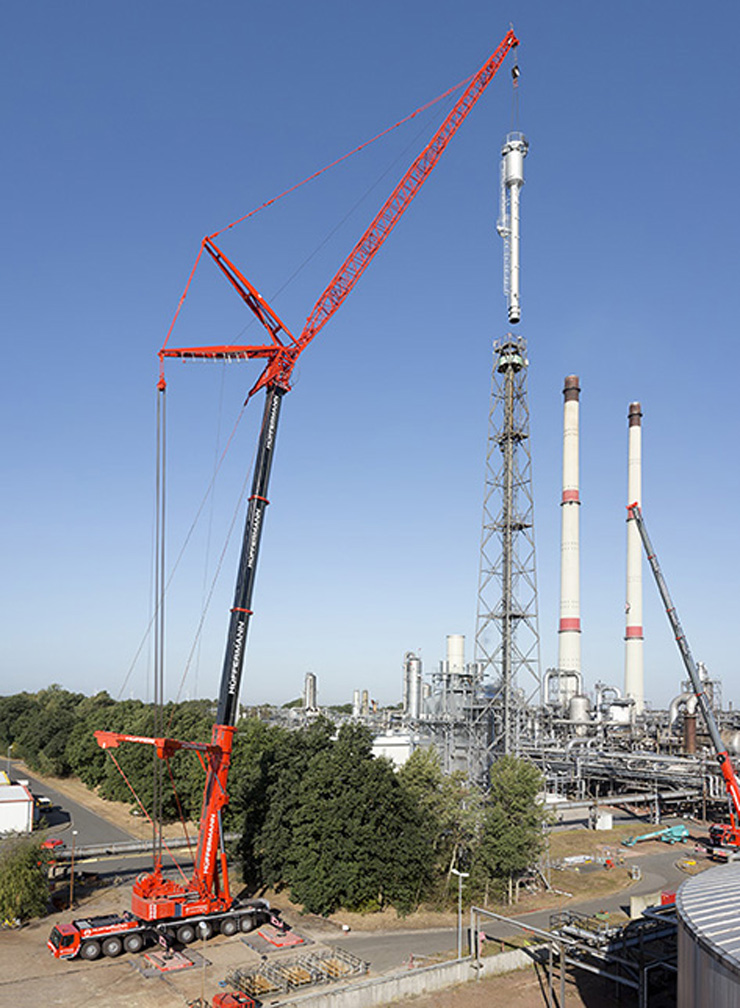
[117,400,252,702]
[168,429,259,715]
[153,382,166,867]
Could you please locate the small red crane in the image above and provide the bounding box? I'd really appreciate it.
[628,503,740,853]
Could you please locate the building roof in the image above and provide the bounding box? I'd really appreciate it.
[0,784,34,804]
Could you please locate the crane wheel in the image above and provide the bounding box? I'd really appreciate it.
[239,916,256,933]
[102,936,123,958]
[177,924,196,945]
[220,918,238,936]
[123,933,144,954]
[80,940,101,960]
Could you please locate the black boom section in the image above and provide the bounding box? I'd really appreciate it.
[216,384,284,726]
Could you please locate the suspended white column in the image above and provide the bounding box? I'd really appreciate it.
[497,132,528,325]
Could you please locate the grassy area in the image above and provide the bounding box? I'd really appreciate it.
[547,822,645,859]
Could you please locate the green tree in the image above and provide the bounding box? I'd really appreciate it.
[399,747,483,884]
[248,717,336,889]
[0,838,50,921]
[283,724,432,915]
[472,755,548,904]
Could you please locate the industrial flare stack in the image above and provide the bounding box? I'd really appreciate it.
[557,376,581,685]
[624,402,644,714]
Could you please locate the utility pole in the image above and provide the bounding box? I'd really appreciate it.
[68,830,78,908]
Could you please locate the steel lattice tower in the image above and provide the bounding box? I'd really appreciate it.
[474,335,541,758]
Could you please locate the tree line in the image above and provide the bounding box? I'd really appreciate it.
[0,687,548,918]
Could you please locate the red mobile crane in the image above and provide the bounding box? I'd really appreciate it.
[48,30,519,961]
[628,503,740,851]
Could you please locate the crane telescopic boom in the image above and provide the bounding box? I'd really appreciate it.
[627,502,740,847]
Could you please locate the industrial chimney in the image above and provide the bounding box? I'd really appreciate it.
[558,376,581,693]
[624,402,644,714]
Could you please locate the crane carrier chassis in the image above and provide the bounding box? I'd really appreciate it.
[48,899,274,961]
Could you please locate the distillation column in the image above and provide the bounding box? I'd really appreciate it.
[403,652,422,721]
[558,376,581,688]
[624,402,644,714]
[497,133,528,325]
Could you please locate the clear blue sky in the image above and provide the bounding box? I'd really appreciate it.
[2,2,739,711]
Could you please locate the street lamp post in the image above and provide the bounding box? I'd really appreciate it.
[198,920,209,1002]
[450,868,470,958]
[69,830,78,908]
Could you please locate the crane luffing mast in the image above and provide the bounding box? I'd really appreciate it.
[627,503,740,847]
[97,30,520,922]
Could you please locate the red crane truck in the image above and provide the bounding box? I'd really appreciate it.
[48,29,520,961]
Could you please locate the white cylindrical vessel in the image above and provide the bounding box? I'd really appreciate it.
[403,652,422,720]
[624,402,644,714]
[558,376,581,681]
[446,635,465,677]
[303,672,317,711]
[500,132,528,325]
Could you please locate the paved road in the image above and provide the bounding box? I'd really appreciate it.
[11,763,194,882]
[330,844,692,973]
[12,764,135,846]
[336,927,459,973]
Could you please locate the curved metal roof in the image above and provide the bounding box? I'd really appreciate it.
[677,863,740,974]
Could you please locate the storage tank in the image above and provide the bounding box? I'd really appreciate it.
[677,864,740,1007]
[446,635,465,677]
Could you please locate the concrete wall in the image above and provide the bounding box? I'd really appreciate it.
[276,949,532,1008]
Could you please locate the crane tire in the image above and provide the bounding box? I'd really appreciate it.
[123,933,144,954]
[80,940,101,960]
[239,916,256,933]
[177,924,196,945]
[102,936,123,958]
[220,918,238,936]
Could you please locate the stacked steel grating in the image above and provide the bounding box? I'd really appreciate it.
[225,946,368,996]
